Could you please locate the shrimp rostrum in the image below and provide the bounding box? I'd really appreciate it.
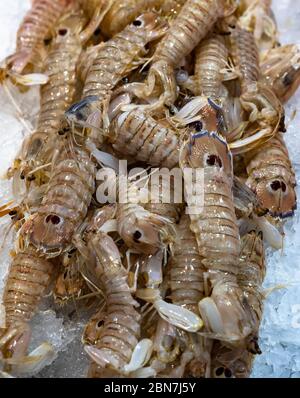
[180,126,254,347]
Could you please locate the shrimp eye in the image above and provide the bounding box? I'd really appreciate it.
[45,214,62,225]
[281,181,287,192]
[133,230,142,242]
[224,368,232,378]
[133,19,142,27]
[215,367,224,376]
[206,154,222,168]
[270,180,281,191]
[61,126,69,135]
[97,320,104,328]
[58,28,68,36]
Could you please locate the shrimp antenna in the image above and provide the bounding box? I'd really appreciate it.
[2,81,33,134]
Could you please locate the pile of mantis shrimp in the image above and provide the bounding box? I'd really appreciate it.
[0,0,299,378]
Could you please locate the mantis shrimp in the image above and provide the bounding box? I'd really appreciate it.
[122,0,227,112]
[116,177,176,256]
[21,139,96,257]
[10,1,111,183]
[211,229,265,377]
[228,25,283,154]
[237,0,278,55]
[109,108,182,168]
[0,245,55,374]
[136,250,203,334]
[193,34,229,102]
[2,0,73,76]
[53,250,89,305]
[260,44,300,104]
[100,0,166,38]
[65,12,168,133]
[180,127,253,347]
[75,231,153,375]
[167,214,205,315]
[244,133,297,218]
[166,214,212,377]
[99,0,187,38]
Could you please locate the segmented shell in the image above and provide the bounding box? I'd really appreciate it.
[168,214,205,314]
[3,247,53,325]
[194,34,228,99]
[153,0,224,66]
[238,231,265,331]
[110,109,180,168]
[11,0,72,73]
[230,27,260,92]
[245,133,297,218]
[100,0,165,37]
[23,145,96,255]
[82,13,166,99]
[84,233,141,372]
[23,12,85,167]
